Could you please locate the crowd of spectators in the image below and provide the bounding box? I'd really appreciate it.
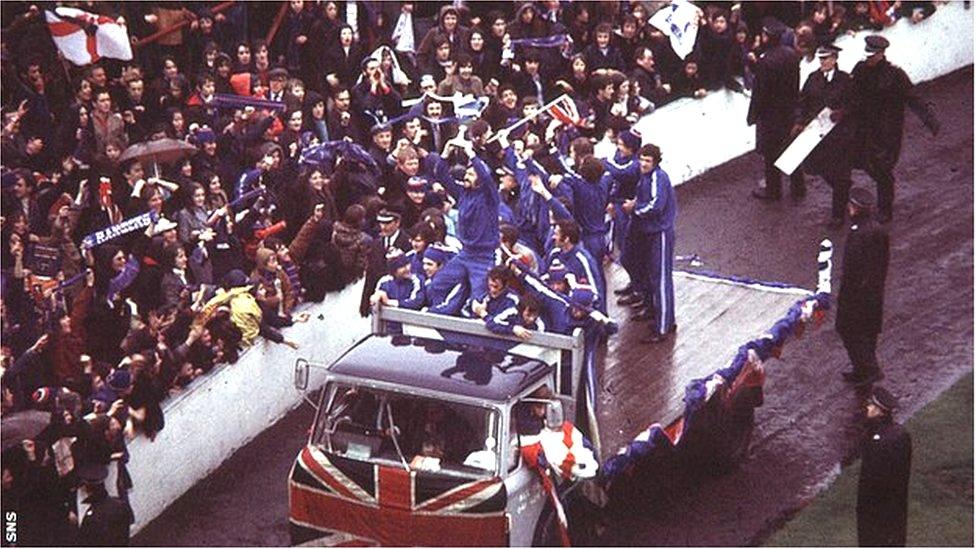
[0,0,940,544]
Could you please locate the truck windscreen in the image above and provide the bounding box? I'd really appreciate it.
[314,383,501,478]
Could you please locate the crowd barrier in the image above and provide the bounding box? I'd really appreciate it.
[126,4,972,535]
[636,1,974,186]
[127,280,371,533]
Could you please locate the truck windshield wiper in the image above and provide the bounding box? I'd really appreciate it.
[385,402,410,471]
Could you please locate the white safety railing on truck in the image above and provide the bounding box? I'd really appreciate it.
[371,304,585,401]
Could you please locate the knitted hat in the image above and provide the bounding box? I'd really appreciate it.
[407,176,428,192]
[568,285,596,311]
[545,259,568,282]
[619,129,642,151]
[424,244,451,265]
[107,369,132,391]
[387,250,411,272]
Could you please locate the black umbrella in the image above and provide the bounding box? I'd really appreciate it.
[1,409,51,451]
[118,137,198,178]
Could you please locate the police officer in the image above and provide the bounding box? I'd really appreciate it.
[845,35,940,223]
[73,462,132,547]
[836,188,890,385]
[748,17,806,201]
[857,386,912,547]
[794,45,855,227]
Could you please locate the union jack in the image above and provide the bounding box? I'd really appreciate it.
[545,95,583,127]
[289,446,509,546]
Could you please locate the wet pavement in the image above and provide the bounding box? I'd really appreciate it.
[133,67,973,547]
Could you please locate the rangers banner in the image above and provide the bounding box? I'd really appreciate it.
[46,7,133,66]
[80,211,155,250]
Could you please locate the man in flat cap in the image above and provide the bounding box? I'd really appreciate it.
[845,35,940,223]
[794,44,856,227]
[857,385,912,547]
[748,17,806,201]
[836,188,890,385]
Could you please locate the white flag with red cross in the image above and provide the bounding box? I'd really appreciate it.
[45,7,133,66]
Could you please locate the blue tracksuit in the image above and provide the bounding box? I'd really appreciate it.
[542,195,574,260]
[506,149,552,256]
[486,307,547,335]
[630,165,677,336]
[559,173,610,265]
[423,268,468,316]
[437,155,499,299]
[604,152,640,272]
[406,249,426,282]
[546,244,607,314]
[464,289,519,321]
[376,274,425,310]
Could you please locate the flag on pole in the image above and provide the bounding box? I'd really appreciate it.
[545,94,582,127]
[648,1,702,60]
[45,7,133,66]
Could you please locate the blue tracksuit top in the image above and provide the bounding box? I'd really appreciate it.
[561,174,609,237]
[486,307,547,335]
[441,155,499,255]
[405,249,425,282]
[505,149,551,254]
[376,274,424,309]
[632,166,677,234]
[547,245,604,295]
[423,269,468,316]
[603,152,640,202]
[463,289,520,320]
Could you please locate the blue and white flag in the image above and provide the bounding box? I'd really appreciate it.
[80,211,156,249]
[649,0,702,60]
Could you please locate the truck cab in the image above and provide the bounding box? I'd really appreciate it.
[289,306,591,546]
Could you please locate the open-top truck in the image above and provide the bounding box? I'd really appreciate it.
[289,305,600,546]
[288,246,833,546]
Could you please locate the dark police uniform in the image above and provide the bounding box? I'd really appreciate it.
[858,388,912,547]
[795,47,855,221]
[77,486,132,547]
[847,35,940,221]
[747,18,804,199]
[836,189,889,380]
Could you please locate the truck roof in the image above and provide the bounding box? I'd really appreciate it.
[330,334,552,402]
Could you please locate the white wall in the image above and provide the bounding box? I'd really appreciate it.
[127,279,371,533]
[636,1,974,186]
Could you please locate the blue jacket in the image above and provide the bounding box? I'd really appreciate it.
[632,166,677,234]
[423,270,468,316]
[441,155,499,256]
[405,249,425,282]
[377,274,424,309]
[512,263,615,336]
[560,174,609,237]
[485,306,547,335]
[547,245,604,297]
[506,149,551,255]
[464,289,519,321]
[603,152,640,202]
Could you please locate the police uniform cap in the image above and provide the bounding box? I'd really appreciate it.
[816,44,842,58]
[376,208,401,223]
[849,187,875,209]
[864,35,890,54]
[869,386,898,412]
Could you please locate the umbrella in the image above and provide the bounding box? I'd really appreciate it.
[119,137,198,178]
[1,409,52,451]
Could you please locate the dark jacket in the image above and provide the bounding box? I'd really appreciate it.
[360,229,410,316]
[836,216,889,336]
[795,69,855,175]
[747,43,800,155]
[858,418,912,547]
[76,486,131,547]
[848,58,939,171]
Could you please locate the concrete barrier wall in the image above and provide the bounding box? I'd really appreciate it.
[125,3,973,536]
[127,279,371,533]
[636,1,974,186]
